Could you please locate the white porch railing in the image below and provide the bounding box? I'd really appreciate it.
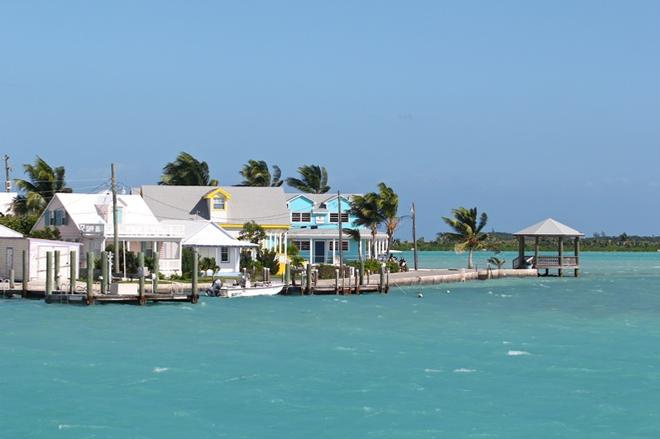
[79,223,185,239]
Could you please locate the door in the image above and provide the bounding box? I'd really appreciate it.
[314,241,325,264]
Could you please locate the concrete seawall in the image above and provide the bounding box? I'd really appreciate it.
[388,268,539,287]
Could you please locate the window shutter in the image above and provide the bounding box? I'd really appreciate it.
[44,210,51,226]
[54,210,62,226]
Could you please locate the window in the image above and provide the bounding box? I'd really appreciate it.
[291,212,311,222]
[329,213,349,223]
[213,197,225,210]
[221,247,229,263]
[161,242,180,259]
[116,207,123,224]
[329,240,350,251]
[45,209,68,226]
[316,216,325,224]
[292,240,311,251]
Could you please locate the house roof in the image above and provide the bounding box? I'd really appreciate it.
[0,192,17,215]
[139,185,290,226]
[163,220,257,248]
[286,193,358,207]
[54,192,160,227]
[514,218,584,237]
[0,224,23,238]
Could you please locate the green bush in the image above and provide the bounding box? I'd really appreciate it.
[317,264,338,279]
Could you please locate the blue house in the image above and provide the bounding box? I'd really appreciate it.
[286,193,388,265]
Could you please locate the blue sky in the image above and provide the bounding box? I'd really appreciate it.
[1,1,659,238]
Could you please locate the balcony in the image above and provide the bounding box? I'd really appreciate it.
[79,223,185,240]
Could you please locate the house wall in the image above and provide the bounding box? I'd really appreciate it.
[289,237,366,264]
[28,239,81,281]
[287,196,357,230]
[196,246,240,273]
[33,196,83,241]
[0,237,29,280]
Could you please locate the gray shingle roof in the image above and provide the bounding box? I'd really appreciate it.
[139,185,291,226]
[514,218,583,237]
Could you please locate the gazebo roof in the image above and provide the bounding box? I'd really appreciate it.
[514,218,583,237]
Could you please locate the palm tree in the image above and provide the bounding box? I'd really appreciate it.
[377,183,399,259]
[487,256,506,269]
[159,152,218,186]
[12,156,72,215]
[349,193,385,258]
[286,165,330,194]
[442,207,489,269]
[344,228,365,282]
[238,160,283,187]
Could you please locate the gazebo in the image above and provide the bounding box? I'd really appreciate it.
[513,218,584,277]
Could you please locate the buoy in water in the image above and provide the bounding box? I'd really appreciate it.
[417,293,423,298]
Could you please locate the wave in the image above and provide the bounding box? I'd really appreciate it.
[507,350,531,356]
[424,368,442,373]
[153,367,169,373]
[453,368,476,373]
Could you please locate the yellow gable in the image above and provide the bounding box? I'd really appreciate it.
[203,187,232,200]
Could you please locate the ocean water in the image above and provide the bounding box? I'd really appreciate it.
[2,252,660,438]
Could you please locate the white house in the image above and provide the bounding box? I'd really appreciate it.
[164,220,257,274]
[31,192,185,276]
[0,225,83,282]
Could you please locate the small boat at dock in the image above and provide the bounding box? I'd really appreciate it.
[218,282,284,298]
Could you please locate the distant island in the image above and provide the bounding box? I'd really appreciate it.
[393,232,660,252]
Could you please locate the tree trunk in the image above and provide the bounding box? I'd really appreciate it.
[386,232,393,259]
[371,228,377,259]
[468,249,474,269]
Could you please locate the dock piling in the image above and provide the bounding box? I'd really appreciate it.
[153,253,159,293]
[305,264,312,295]
[69,250,77,294]
[9,269,15,290]
[192,249,198,303]
[22,250,27,296]
[54,250,60,290]
[46,251,53,295]
[101,252,108,295]
[378,265,385,293]
[334,269,339,294]
[86,252,94,305]
[138,252,145,305]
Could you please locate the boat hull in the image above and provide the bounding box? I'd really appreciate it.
[219,284,284,298]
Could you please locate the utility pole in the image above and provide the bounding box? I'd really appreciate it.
[338,190,344,293]
[111,164,119,279]
[412,202,419,271]
[2,155,11,192]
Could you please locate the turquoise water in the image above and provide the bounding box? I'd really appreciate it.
[2,252,660,438]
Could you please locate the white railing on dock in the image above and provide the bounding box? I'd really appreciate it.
[513,255,579,269]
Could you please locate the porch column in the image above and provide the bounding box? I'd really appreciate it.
[332,239,336,264]
[309,239,314,264]
[558,237,564,277]
[534,237,539,268]
[517,236,525,268]
[574,237,580,277]
[283,233,288,261]
[359,240,363,261]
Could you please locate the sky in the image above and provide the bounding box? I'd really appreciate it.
[1,1,659,239]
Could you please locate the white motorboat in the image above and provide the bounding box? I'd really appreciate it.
[219,282,284,298]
